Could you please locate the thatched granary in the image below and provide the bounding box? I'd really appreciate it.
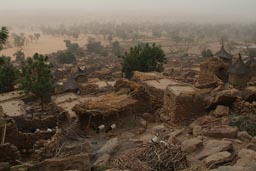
[63,78,79,93]
[215,46,233,63]
[246,56,256,77]
[199,57,229,82]
[72,93,140,130]
[228,54,250,87]
[72,67,87,83]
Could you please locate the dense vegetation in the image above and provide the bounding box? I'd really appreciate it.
[19,53,54,109]
[0,26,8,50]
[0,56,18,93]
[56,40,84,64]
[120,43,166,79]
[86,38,108,56]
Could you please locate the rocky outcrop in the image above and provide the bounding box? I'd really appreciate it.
[28,153,91,171]
[203,151,232,168]
[181,137,203,153]
[203,125,238,139]
[0,143,21,165]
[206,89,241,109]
[213,105,230,117]
[196,140,233,160]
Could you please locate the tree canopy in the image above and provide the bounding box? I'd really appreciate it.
[0,56,18,93]
[14,50,25,63]
[112,41,122,57]
[119,43,166,79]
[56,40,85,64]
[0,27,8,51]
[19,53,54,109]
[86,38,108,56]
[201,49,213,58]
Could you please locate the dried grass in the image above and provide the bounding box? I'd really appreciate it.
[113,143,188,171]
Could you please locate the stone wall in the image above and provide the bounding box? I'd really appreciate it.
[12,115,57,133]
[229,74,250,87]
[0,143,21,165]
[5,120,55,150]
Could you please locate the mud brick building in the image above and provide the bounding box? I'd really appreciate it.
[164,84,206,124]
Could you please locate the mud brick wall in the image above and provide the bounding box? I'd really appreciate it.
[164,90,206,125]
[0,143,21,165]
[12,115,57,132]
[5,121,55,150]
[144,84,164,111]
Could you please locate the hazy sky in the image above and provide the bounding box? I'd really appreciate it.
[0,0,256,23]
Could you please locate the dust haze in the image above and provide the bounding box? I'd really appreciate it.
[2,1,256,171]
[1,0,256,26]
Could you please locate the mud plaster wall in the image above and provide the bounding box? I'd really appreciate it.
[164,91,206,125]
[5,121,55,150]
[0,143,21,165]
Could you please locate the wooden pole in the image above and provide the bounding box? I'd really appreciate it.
[1,121,6,145]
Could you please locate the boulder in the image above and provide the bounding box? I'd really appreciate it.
[142,113,155,123]
[203,151,232,167]
[93,154,111,167]
[242,86,256,102]
[138,118,147,128]
[96,138,119,156]
[207,89,241,109]
[247,137,256,151]
[237,131,252,142]
[236,149,256,167]
[181,138,203,153]
[214,105,229,117]
[210,166,245,171]
[246,143,256,151]
[0,162,10,171]
[167,129,184,138]
[28,153,91,171]
[196,140,233,160]
[10,164,31,171]
[193,125,202,136]
[151,124,168,134]
[251,136,256,144]
[203,125,238,139]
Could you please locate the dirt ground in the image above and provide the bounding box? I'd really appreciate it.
[0,33,110,60]
[0,30,223,60]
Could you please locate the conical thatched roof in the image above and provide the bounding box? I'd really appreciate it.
[72,67,87,80]
[228,54,250,75]
[246,57,256,68]
[63,78,79,92]
[215,46,233,60]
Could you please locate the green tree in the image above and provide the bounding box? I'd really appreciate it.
[86,38,108,56]
[64,40,81,55]
[0,27,8,50]
[0,56,18,93]
[201,49,213,58]
[19,53,54,110]
[14,50,25,63]
[14,34,25,49]
[34,33,40,43]
[219,35,229,46]
[120,43,166,79]
[55,40,83,64]
[56,51,76,64]
[247,48,256,58]
[170,31,182,45]
[112,41,122,56]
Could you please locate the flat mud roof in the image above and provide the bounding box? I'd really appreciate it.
[167,84,196,96]
[145,78,178,90]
